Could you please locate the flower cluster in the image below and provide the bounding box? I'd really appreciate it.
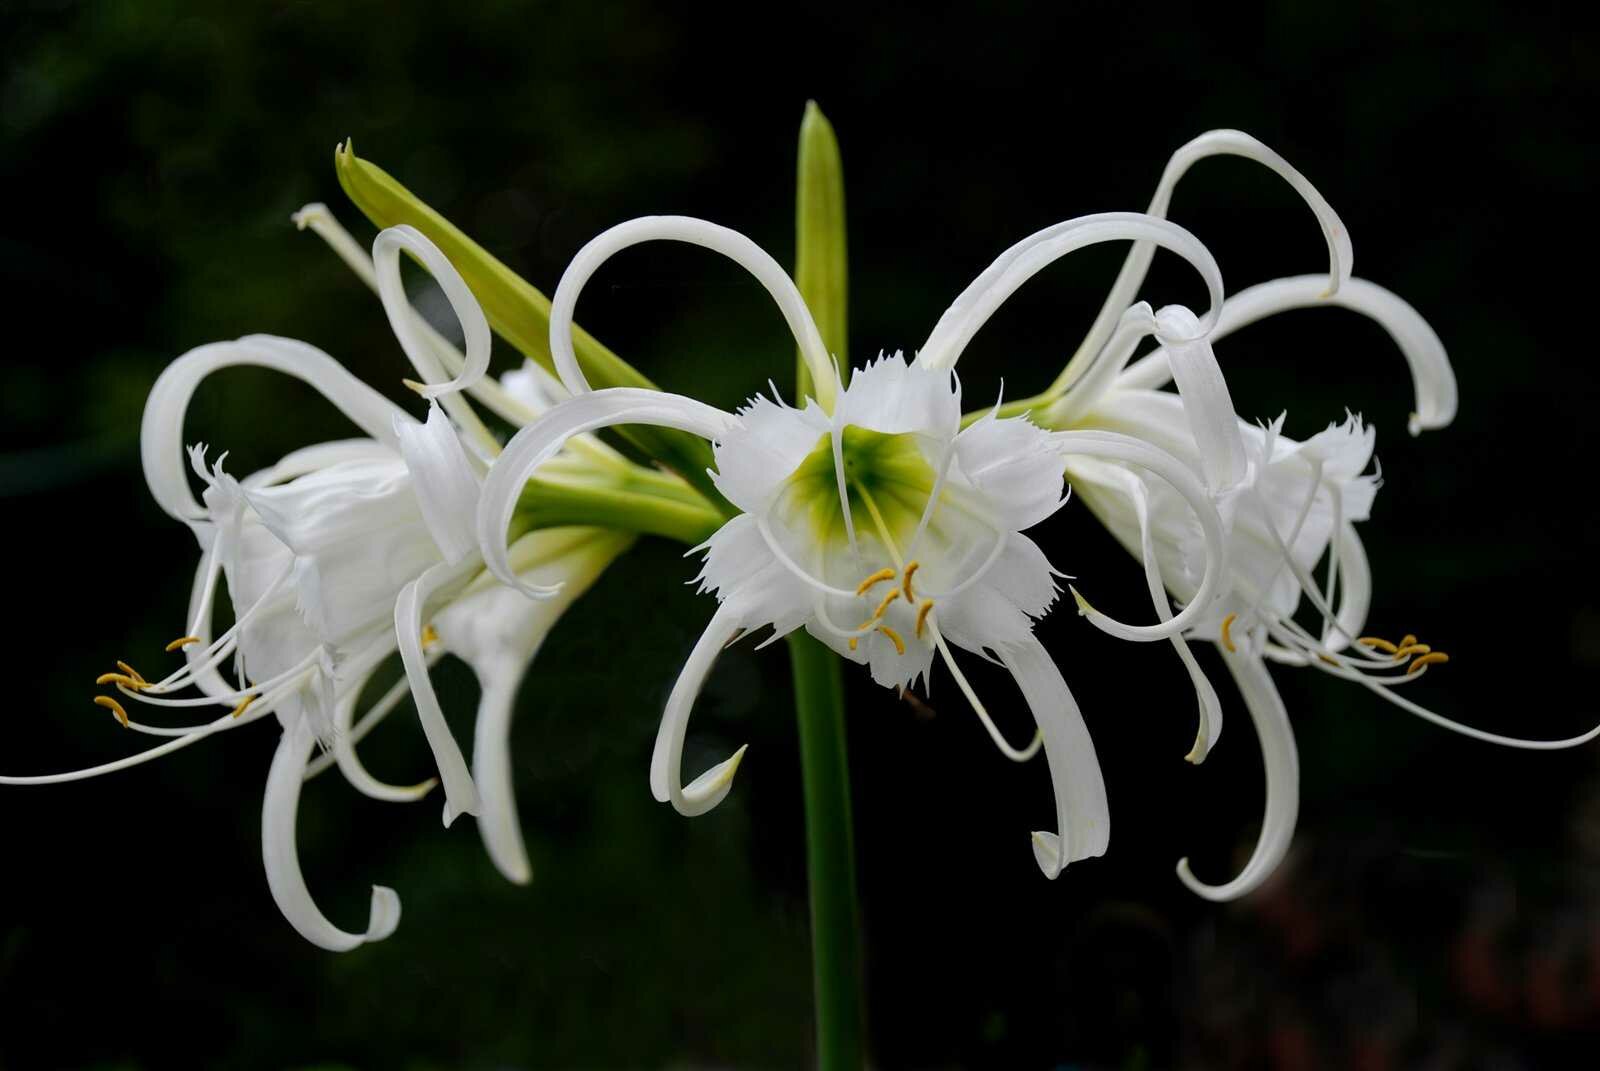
[10,126,1595,951]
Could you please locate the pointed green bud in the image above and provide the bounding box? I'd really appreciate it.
[334,139,730,514]
[794,102,848,399]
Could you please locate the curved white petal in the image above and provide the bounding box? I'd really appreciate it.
[917,212,1224,372]
[394,404,483,565]
[263,717,401,950]
[1177,651,1299,901]
[394,561,482,825]
[1073,130,1352,380]
[1116,465,1225,762]
[477,388,737,594]
[328,677,439,804]
[1052,430,1226,641]
[649,603,749,817]
[549,215,838,410]
[142,336,406,521]
[372,225,491,400]
[1118,275,1457,435]
[997,636,1109,876]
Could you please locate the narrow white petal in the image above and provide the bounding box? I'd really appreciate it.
[917,212,1224,371]
[394,561,482,824]
[1073,130,1352,382]
[1052,430,1227,641]
[1177,651,1298,901]
[372,225,491,400]
[997,636,1109,876]
[394,404,483,565]
[263,717,401,950]
[1116,466,1224,761]
[328,682,438,804]
[649,603,748,817]
[1118,275,1457,435]
[549,215,838,409]
[477,388,737,594]
[1323,519,1371,655]
[1153,304,1248,491]
[142,336,406,521]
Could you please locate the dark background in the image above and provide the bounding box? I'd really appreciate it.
[3,2,1598,1067]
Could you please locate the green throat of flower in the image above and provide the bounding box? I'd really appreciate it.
[786,426,940,549]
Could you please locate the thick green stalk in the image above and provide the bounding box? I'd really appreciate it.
[789,101,865,1068]
[334,141,732,514]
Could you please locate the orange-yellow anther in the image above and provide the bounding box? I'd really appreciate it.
[231,695,256,719]
[915,599,934,638]
[1406,652,1450,674]
[165,636,202,653]
[1220,613,1238,653]
[1394,643,1431,659]
[902,561,921,602]
[94,695,129,727]
[855,568,896,596]
[872,588,901,621]
[95,672,140,688]
[847,637,858,652]
[878,626,906,656]
[1358,636,1399,654]
[1399,634,1418,648]
[421,624,439,648]
[116,661,147,685]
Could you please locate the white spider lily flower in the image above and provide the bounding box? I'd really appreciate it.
[3,222,570,950]
[1002,130,1600,901]
[477,213,1236,878]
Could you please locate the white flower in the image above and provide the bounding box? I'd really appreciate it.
[3,213,640,948]
[476,214,1239,877]
[984,130,1600,900]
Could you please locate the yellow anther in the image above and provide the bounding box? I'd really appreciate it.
[1406,651,1450,674]
[902,561,921,602]
[95,672,140,689]
[872,588,901,621]
[1319,654,1341,667]
[1358,637,1399,654]
[847,637,858,652]
[165,635,202,653]
[878,626,906,656]
[1219,613,1238,653]
[94,695,129,728]
[855,568,896,596]
[231,695,256,719]
[116,661,147,685]
[1400,634,1418,648]
[915,599,934,639]
[1394,643,1431,659]
[421,624,439,648]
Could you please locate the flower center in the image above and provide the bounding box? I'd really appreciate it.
[786,426,938,549]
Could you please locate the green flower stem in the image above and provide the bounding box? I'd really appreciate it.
[787,631,864,1068]
[511,475,724,547]
[334,141,732,515]
[790,101,866,1069]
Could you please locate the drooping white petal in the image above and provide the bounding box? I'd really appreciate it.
[394,404,483,565]
[434,528,632,884]
[477,387,737,594]
[1114,463,1225,762]
[372,225,491,400]
[142,336,406,521]
[394,561,482,825]
[1118,275,1457,436]
[262,717,401,951]
[548,215,838,410]
[1071,130,1352,382]
[328,665,439,803]
[649,603,749,817]
[917,212,1224,372]
[1051,430,1227,641]
[1153,305,1248,492]
[997,636,1109,876]
[1177,651,1298,901]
